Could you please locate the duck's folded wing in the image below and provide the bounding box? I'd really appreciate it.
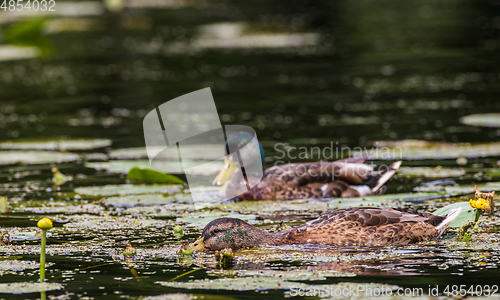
[307,207,442,227]
[266,161,374,188]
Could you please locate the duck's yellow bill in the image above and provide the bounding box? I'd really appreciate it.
[212,156,238,186]
[190,237,208,251]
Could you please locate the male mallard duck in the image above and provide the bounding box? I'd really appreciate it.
[190,206,461,251]
[213,132,402,200]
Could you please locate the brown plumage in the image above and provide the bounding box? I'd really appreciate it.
[190,206,461,251]
[227,158,402,200]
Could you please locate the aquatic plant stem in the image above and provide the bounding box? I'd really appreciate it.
[40,229,47,280]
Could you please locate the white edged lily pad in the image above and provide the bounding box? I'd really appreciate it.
[109,145,224,160]
[460,113,500,128]
[86,160,222,175]
[74,184,182,196]
[0,151,79,165]
[433,202,477,227]
[0,282,63,293]
[0,138,111,151]
[397,167,466,178]
[362,140,500,160]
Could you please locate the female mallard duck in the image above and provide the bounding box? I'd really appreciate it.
[191,206,461,251]
[213,132,402,200]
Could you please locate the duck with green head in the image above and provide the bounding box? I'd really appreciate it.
[213,132,402,200]
[190,206,462,251]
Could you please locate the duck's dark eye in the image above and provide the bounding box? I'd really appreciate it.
[213,229,221,233]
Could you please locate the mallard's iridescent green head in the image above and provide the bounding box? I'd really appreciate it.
[190,217,272,251]
[212,132,265,187]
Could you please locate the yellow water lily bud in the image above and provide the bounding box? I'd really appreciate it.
[37,217,53,230]
[469,198,490,211]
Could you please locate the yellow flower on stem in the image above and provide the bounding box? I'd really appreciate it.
[469,198,491,211]
[37,217,53,281]
[37,217,53,230]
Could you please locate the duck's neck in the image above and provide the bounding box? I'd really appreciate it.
[244,227,275,247]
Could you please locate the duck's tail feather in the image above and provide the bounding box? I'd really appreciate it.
[370,160,402,194]
[435,207,462,236]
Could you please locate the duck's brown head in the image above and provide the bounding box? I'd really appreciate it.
[190,217,272,251]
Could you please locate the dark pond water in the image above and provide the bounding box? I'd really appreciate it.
[1,0,500,299]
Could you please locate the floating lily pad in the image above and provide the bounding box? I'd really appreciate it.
[142,294,194,300]
[177,212,261,229]
[220,199,329,215]
[127,167,184,184]
[156,276,311,291]
[64,215,167,230]
[74,184,182,196]
[328,192,446,208]
[433,202,477,227]
[0,151,79,165]
[109,145,224,160]
[460,113,500,128]
[415,181,500,195]
[0,260,40,273]
[364,140,500,160]
[103,194,191,208]
[86,160,222,175]
[397,167,466,178]
[207,269,356,280]
[0,138,112,151]
[0,282,63,293]
[157,278,398,293]
[22,204,104,214]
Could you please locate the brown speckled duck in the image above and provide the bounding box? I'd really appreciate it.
[190,206,462,251]
[213,132,402,200]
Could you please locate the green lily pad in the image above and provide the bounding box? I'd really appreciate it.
[327,192,446,208]
[0,260,40,273]
[0,282,63,293]
[433,202,477,227]
[397,167,466,178]
[415,181,500,195]
[157,278,398,293]
[177,212,261,229]
[363,140,500,160]
[156,276,310,291]
[0,138,111,151]
[109,145,224,160]
[0,151,79,165]
[142,294,195,300]
[64,215,167,230]
[208,269,356,280]
[103,194,191,208]
[86,160,222,175]
[460,113,500,128]
[8,230,51,241]
[22,203,104,214]
[127,167,184,184]
[220,199,329,215]
[74,184,182,196]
